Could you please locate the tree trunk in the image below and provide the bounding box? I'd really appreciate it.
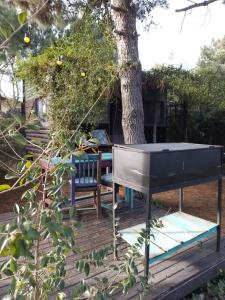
[111,0,146,144]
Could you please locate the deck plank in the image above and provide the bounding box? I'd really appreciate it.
[0,198,224,300]
[116,237,225,300]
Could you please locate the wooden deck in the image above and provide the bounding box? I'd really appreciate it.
[0,197,225,299]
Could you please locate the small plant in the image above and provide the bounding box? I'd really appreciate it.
[184,269,225,300]
[0,114,163,299]
[0,117,78,299]
[72,218,163,299]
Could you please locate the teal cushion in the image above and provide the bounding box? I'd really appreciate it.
[101,173,112,187]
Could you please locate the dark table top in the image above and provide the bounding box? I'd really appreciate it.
[113,143,223,153]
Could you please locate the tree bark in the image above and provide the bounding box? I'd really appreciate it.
[111,0,146,144]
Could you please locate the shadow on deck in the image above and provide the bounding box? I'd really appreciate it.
[0,196,225,300]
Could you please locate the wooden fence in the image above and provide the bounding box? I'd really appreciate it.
[25,129,50,156]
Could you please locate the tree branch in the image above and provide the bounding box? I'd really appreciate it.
[110,4,127,13]
[175,0,219,12]
[0,0,50,50]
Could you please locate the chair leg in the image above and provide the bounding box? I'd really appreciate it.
[96,188,102,219]
[93,191,97,207]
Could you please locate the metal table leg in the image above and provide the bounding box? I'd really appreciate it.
[217,178,222,252]
[113,181,119,260]
[144,190,151,278]
[179,187,184,212]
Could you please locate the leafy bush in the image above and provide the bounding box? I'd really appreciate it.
[16,16,116,140]
[0,111,25,178]
[185,269,225,300]
[0,115,163,299]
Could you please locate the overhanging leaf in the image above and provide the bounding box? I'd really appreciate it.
[10,132,27,146]
[26,123,40,131]
[56,292,66,300]
[5,173,18,180]
[26,227,39,240]
[25,161,32,169]
[18,11,27,25]
[0,184,11,191]
[72,150,87,159]
[12,114,23,125]
[0,245,16,257]
[84,263,90,276]
[88,138,99,145]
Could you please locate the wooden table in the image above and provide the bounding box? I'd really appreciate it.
[40,152,112,171]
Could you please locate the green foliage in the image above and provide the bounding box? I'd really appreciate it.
[195,36,225,109]
[16,16,116,139]
[149,58,225,109]
[185,269,225,300]
[0,184,11,191]
[0,119,78,298]
[0,1,60,62]
[1,115,160,299]
[147,65,202,106]
[0,112,26,176]
[130,0,168,21]
[18,11,27,25]
[73,218,163,299]
[197,36,225,73]
[0,0,21,61]
[187,108,225,146]
[149,61,225,143]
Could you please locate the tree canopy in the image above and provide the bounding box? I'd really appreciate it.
[195,36,225,108]
[16,17,116,139]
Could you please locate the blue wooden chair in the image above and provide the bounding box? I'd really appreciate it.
[70,152,102,219]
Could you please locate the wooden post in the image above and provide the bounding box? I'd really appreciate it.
[144,190,151,278]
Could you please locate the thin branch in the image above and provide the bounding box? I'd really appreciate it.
[187,0,197,3]
[0,149,20,161]
[175,0,219,12]
[0,0,50,50]
[179,11,187,32]
[0,159,18,174]
[26,138,45,152]
[0,130,24,160]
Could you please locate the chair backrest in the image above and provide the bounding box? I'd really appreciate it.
[71,152,102,185]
